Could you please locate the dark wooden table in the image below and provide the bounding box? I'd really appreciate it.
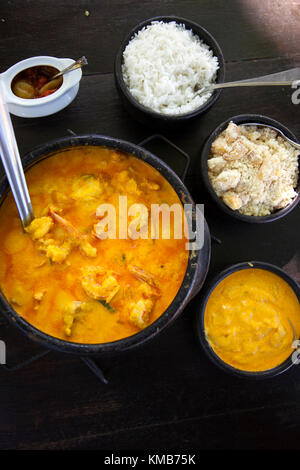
[0,0,300,450]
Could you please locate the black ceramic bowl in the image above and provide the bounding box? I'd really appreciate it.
[114,16,225,128]
[200,114,300,223]
[195,261,300,379]
[0,134,211,357]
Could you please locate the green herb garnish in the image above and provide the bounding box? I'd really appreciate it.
[98,300,116,312]
[81,174,97,181]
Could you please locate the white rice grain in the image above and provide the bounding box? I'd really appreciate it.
[122,21,219,115]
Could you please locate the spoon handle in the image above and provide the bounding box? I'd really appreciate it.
[0,83,33,227]
[211,80,296,90]
[198,67,300,94]
[52,56,88,80]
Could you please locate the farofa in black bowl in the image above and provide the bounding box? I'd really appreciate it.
[200,114,300,223]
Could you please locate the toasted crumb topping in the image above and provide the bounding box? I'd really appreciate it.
[208,121,299,216]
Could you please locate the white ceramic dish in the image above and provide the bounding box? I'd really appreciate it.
[0,56,82,118]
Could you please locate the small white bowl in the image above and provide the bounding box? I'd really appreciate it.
[0,56,82,118]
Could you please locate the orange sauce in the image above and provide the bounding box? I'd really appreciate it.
[0,147,188,343]
[204,268,300,371]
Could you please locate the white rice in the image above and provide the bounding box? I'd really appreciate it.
[122,21,219,115]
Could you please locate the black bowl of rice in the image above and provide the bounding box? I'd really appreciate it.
[114,16,225,128]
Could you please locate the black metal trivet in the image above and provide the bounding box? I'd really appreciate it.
[0,316,108,384]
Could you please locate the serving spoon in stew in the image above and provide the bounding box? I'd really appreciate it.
[0,82,34,227]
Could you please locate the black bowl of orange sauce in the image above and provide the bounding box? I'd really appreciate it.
[195,261,300,379]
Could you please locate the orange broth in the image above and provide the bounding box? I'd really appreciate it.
[0,147,189,343]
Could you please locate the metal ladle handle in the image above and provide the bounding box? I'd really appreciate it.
[210,79,296,90]
[0,83,33,227]
[197,67,300,95]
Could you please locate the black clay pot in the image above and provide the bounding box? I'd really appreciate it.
[195,261,300,379]
[114,16,225,129]
[0,135,211,356]
[200,114,300,223]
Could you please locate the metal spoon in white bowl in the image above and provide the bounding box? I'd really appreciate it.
[0,83,34,227]
[195,67,300,100]
[51,56,88,80]
[242,123,300,150]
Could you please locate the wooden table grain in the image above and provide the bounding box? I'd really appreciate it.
[0,0,300,450]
